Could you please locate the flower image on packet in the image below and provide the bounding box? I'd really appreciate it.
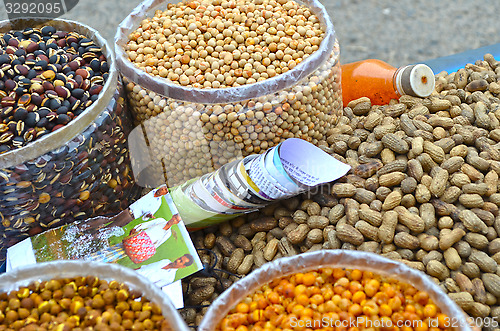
[122,231,156,264]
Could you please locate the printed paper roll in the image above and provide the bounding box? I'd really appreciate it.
[171,138,351,228]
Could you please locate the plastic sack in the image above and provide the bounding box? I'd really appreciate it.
[198,250,473,331]
[0,18,142,262]
[0,260,190,331]
[115,0,342,188]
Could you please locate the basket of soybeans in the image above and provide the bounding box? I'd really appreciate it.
[115,0,342,187]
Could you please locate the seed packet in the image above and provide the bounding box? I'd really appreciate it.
[6,187,202,308]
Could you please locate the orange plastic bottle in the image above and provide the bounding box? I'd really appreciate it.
[341,59,435,107]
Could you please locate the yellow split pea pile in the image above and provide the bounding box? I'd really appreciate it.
[123,0,342,185]
[126,0,325,88]
[216,268,452,331]
[0,276,171,330]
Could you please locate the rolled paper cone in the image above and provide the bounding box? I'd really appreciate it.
[172,138,351,229]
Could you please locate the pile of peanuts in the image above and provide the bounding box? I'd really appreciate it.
[181,54,500,330]
[122,0,342,186]
[0,276,171,330]
[216,268,451,331]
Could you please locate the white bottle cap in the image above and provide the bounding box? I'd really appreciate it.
[395,64,435,98]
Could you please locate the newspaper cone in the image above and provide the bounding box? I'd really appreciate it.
[170,138,351,228]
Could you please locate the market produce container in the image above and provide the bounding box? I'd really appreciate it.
[115,0,342,187]
[0,19,142,262]
[199,250,473,331]
[0,260,190,330]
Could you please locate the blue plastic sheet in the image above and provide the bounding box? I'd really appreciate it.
[422,43,500,74]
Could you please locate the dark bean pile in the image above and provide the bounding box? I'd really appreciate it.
[0,25,141,264]
[0,26,110,152]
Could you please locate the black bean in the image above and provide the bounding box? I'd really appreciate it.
[26,70,37,79]
[36,118,49,128]
[46,64,58,73]
[37,107,50,118]
[71,88,85,99]
[12,136,24,147]
[45,122,55,130]
[56,106,69,114]
[22,28,34,35]
[57,114,71,125]
[55,73,67,82]
[33,50,44,57]
[41,26,56,36]
[49,55,60,64]
[46,42,58,50]
[48,98,62,110]
[0,54,10,66]
[79,38,93,47]
[29,33,41,42]
[40,98,51,108]
[34,60,48,70]
[62,67,72,75]
[25,112,39,127]
[15,87,27,95]
[90,59,100,72]
[11,59,23,67]
[2,35,11,45]
[36,129,50,138]
[100,61,109,73]
[14,49,26,57]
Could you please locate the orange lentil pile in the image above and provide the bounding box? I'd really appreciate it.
[217,268,452,331]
